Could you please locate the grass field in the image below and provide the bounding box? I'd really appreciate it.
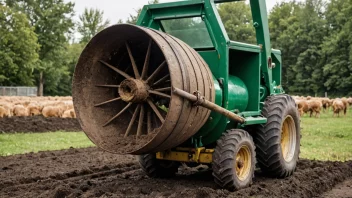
[0,132,94,156]
[0,109,351,160]
[300,109,352,161]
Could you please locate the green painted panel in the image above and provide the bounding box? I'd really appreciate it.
[136,0,279,147]
[244,116,267,125]
[228,75,248,112]
[272,50,282,92]
[229,49,260,112]
[229,41,261,53]
[198,50,220,78]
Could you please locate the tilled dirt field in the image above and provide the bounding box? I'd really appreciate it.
[0,116,81,133]
[0,147,351,198]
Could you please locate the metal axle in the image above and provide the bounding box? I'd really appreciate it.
[173,87,245,123]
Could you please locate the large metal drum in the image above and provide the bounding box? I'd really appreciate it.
[72,24,214,154]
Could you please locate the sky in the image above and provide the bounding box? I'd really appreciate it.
[68,0,286,25]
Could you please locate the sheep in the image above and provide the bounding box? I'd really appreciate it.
[42,106,65,118]
[348,97,352,106]
[62,109,76,118]
[321,98,331,112]
[332,99,345,117]
[307,99,322,118]
[0,103,13,117]
[13,105,28,116]
[0,106,8,118]
[341,97,349,115]
[296,100,309,116]
[27,103,42,116]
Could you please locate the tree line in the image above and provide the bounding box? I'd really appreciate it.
[0,0,351,97]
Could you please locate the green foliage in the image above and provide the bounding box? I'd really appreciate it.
[41,43,83,96]
[218,2,256,44]
[5,0,75,96]
[77,8,110,44]
[0,5,39,86]
[321,0,352,96]
[269,0,352,97]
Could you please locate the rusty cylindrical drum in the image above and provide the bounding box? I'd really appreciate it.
[72,24,214,154]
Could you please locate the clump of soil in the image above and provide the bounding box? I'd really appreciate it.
[0,147,351,198]
[0,116,82,133]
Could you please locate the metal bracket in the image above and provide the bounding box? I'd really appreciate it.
[156,147,214,164]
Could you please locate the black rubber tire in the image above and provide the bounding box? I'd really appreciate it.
[254,94,300,177]
[212,129,256,191]
[138,154,179,178]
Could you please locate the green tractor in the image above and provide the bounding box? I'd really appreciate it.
[72,0,300,191]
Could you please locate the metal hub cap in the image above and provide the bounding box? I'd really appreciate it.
[281,115,297,162]
[119,78,150,103]
[235,145,251,181]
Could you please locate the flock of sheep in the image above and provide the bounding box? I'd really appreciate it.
[0,96,76,118]
[0,95,351,119]
[293,96,352,118]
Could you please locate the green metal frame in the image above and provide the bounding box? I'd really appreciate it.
[136,0,283,146]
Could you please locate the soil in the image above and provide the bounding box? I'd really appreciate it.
[0,147,351,198]
[321,179,352,198]
[0,116,82,133]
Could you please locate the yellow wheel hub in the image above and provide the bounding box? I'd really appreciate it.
[281,115,297,162]
[235,145,251,181]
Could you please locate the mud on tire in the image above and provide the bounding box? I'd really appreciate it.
[212,129,256,191]
[138,153,179,178]
[254,94,300,177]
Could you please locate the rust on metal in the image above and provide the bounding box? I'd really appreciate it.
[125,42,141,79]
[72,24,214,155]
[103,102,133,127]
[94,97,121,107]
[99,60,132,79]
[124,105,141,137]
[173,87,245,123]
[153,74,170,87]
[95,85,120,88]
[148,90,171,99]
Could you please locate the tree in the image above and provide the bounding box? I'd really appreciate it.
[43,43,84,96]
[269,1,300,90]
[321,0,352,96]
[218,1,256,44]
[269,0,327,96]
[287,0,327,95]
[0,5,39,86]
[77,8,110,44]
[6,0,75,96]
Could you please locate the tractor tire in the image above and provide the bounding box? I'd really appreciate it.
[138,154,179,178]
[254,94,300,178]
[212,129,256,191]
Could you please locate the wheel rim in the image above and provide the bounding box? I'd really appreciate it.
[235,145,251,181]
[281,115,297,162]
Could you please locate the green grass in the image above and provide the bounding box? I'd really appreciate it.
[0,132,94,156]
[300,108,352,161]
[0,108,351,161]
